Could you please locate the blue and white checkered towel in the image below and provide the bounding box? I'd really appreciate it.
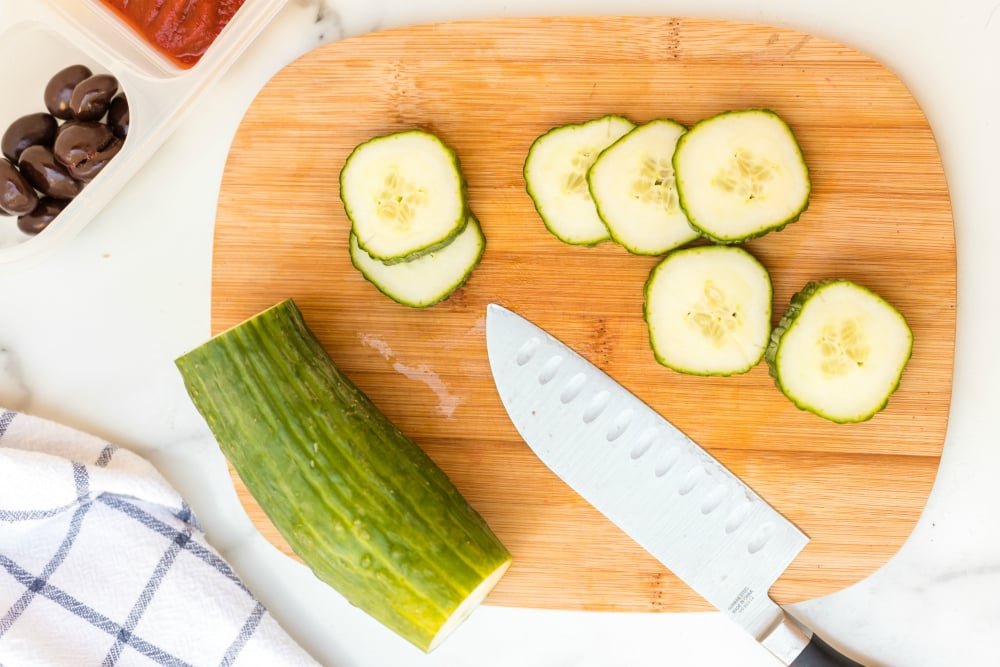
[0,409,320,666]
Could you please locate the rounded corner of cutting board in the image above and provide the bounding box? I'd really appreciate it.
[212,15,955,613]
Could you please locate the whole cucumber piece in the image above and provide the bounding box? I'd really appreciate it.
[176,299,511,652]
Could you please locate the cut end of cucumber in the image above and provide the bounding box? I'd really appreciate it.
[588,119,701,255]
[674,109,811,244]
[767,280,913,423]
[341,129,468,261]
[524,114,636,245]
[426,558,511,652]
[644,245,772,376]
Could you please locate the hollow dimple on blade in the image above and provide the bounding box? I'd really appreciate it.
[485,304,809,640]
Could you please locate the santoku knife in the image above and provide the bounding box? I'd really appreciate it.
[485,303,864,666]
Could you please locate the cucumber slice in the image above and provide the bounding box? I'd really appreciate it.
[644,245,772,376]
[766,280,913,423]
[588,119,700,255]
[673,109,810,244]
[523,115,636,245]
[340,129,468,262]
[350,214,486,308]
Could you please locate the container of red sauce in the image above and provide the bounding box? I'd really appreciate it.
[0,0,288,270]
[97,0,250,70]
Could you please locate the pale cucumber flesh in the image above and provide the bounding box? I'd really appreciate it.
[674,109,810,243]
[341,129,467,261]
[644,245,772,376]
[524,115,636,245]
[350,214,485,308]
[588,119,700,255]
[767,280,912,423]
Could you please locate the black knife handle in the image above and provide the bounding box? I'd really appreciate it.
[790,634,867,666]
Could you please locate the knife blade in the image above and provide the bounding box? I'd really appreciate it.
[485,303,864,666]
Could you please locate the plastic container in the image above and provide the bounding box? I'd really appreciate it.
[0,0,288,270]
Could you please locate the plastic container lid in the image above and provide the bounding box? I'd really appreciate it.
[0,0,288,271]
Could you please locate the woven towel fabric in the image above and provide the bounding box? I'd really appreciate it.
[0,409,320,667]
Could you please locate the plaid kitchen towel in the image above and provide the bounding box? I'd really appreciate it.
[0,409,320,667]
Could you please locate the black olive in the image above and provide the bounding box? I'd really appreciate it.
[18,145,83,200]
[69,74,119,122]
[1,112,58,162]
[17,197,67,235]
[53,121,123,181]
[107,94,130,140]
[0,157,38,217]
[44,64,93,120]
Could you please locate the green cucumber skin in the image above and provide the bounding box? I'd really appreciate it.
[523,114,634,247]
[673,109,811,245]
[340,129,470,263]
[765,279,913,423]
[175,300,510,651]
[693,212,805,246]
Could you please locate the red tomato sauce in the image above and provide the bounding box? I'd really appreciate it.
[99,0,248,69]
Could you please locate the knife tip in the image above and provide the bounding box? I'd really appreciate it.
[485,302,508,321]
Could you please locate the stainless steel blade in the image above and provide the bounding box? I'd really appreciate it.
[485,303,810,652]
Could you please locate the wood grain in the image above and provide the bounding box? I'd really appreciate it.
[211,16,955,612]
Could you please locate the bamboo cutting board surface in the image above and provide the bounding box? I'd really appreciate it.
[211,16,955,612]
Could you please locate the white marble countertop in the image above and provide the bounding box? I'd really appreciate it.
[3,0,999,665]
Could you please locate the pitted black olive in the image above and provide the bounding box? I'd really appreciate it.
[107,94,129,140]
[2,113,58,162]
[0,157,38,216]
[69,74,119,122]
[18,145,83,200]
[17,197,67,235]
[44,65,93,120]
[53,121,123,182]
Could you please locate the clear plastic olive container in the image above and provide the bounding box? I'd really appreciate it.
[0,0,288,270]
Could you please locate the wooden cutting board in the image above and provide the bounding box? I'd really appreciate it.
[211,16,955,612]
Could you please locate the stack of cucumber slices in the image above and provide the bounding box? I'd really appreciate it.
[526,109,913,423]
[525,114,703,254]
[341,129,485,308]
[524,109,810,252]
